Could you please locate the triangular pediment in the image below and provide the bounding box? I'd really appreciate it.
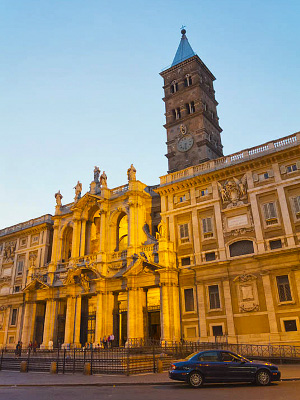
[71,193,100,211]
[23,278,49,292]
[123,256,164,277]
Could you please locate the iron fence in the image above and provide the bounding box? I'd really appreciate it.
[1,341,300,375]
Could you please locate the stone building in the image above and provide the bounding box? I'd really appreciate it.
[1,29,300,348]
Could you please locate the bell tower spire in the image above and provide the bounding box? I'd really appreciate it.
[160,29,223,173]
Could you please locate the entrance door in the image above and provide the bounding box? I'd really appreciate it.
[56,315,65,347]
[80,312,96,346]
[34,316,45,346]
[120,312,127,346]
[148,311,161,341]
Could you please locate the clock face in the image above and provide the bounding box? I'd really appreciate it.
[177,134,194,152]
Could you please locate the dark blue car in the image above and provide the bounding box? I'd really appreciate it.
[169,349,281,388]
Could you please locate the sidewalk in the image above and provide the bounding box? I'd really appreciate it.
[0,365,300,387]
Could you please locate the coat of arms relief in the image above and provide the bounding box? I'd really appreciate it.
[217,175,248,208]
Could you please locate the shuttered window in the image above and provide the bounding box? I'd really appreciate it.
[179,224,189,243]
[292,196,300,218]
[202,217,213,238]
[263,202,278,225]
[276,275,292,302]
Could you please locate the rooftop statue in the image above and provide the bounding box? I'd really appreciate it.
[127,164,136,182]
[94,166,100,183]
[100,171,107,188]
[54,190,63,207]
[74,181,82,202]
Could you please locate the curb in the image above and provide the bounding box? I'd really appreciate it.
[0,378,299,387]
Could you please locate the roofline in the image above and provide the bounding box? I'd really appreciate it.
[160,55,216,81]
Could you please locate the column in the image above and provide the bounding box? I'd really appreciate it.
[277,186,295,246]
[128,200,137,248]
[3,307,11,346]
[71,215,81,259]
[294,270,300,304]
[73,296,82,347]
[127,287,146,344]
[222,279,236,342]
[64,296,75,346]
[41,299,57,348]
[191,207,201,265]
[50,221,60,264]
[21,302,32,346]
[160,280,181,343]
[80,218,87,256]
[167,195,175,242]
[103,291,114,337]
[249,192,265,253]
[99,210,107,253]
[213,201,226,260]
[261,273,279,335]
[94,291,104,344]
[196,282,208,339]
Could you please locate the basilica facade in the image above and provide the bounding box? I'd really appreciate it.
[1,30,300,348]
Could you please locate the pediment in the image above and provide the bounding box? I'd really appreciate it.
[23,278,49,292]
[123,256,164,277]
[71,193,100,211]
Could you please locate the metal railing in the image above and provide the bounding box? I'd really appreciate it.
[1,341,300,375]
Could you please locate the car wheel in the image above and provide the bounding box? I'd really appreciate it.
[256,370,271,386]
[188,371,204,388]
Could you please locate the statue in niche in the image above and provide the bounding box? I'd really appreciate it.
[94,166,100,182]
[80,273,90,292]
[3,241,16,262]
[127,164,136,181]
[100,171,107,188]
[156,220,167,240]
[54,190,63,207]
[74,181,82,202]
[217,174,247,208]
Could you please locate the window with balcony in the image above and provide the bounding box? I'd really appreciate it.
[276,275,292,302]
[292,195,300,219]
[202,217,213,239]
[179,223,189,243]
[208,285,221,310]
[263,202,278,225]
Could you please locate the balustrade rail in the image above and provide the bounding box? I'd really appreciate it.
[1,341,300,375]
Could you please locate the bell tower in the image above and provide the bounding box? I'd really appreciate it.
[160,29,223,173]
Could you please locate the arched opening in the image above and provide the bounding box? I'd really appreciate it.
[229,240,254,257]
[115,213,128,251]
[85,208,100,255]
[62,226,73,262]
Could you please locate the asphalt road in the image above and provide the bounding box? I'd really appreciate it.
[0,381,299,400]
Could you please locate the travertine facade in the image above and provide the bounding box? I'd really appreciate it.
[1,30,300,348]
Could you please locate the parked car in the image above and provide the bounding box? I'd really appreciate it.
[169,349,281,388]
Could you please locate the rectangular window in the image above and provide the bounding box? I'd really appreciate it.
[212,325,223,336]
[263,202,278,225]
[184,288,194,312]
[17,260,24,275]
[276,275,292,302]
[201,189,208,196]
[202,217,213,238]
[258,172,270,181]
[209,285,221,309]
[14,286,20,293]
[179,224,189,243]
[292,196,300,219]
[270,239,282,250]
[181,257,191,266]
[205,252,216,262]
[10,309,18,326]
[287,164,297,173]
[284,320,297,332]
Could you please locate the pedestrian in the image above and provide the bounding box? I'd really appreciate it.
[48,339,53,351]
[33,340,38,354]
[28,341,33,352]
[15,341,21,358]
[107,335,111,348]
[102,336,107,349]
[110,333,115,348]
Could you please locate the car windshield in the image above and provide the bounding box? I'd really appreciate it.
[185,352,199,360]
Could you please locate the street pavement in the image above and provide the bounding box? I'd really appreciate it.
[1,381,300,400]
[0,364,300,387]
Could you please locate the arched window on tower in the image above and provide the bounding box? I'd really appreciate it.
[186,101,195,114]
[184,74,192,87]
[170,81,178,94]
[173,108,181,120]
[62,226,73,262]
[116,213,128,251]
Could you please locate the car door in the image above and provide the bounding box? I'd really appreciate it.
[195,351,226,382]
[220,351,255,382]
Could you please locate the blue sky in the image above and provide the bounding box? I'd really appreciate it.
[0,0,299,229]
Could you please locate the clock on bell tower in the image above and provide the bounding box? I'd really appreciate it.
[160,29,223,173]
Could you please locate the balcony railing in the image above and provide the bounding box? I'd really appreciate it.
[0,214,53,237]
[160,132,300,186]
